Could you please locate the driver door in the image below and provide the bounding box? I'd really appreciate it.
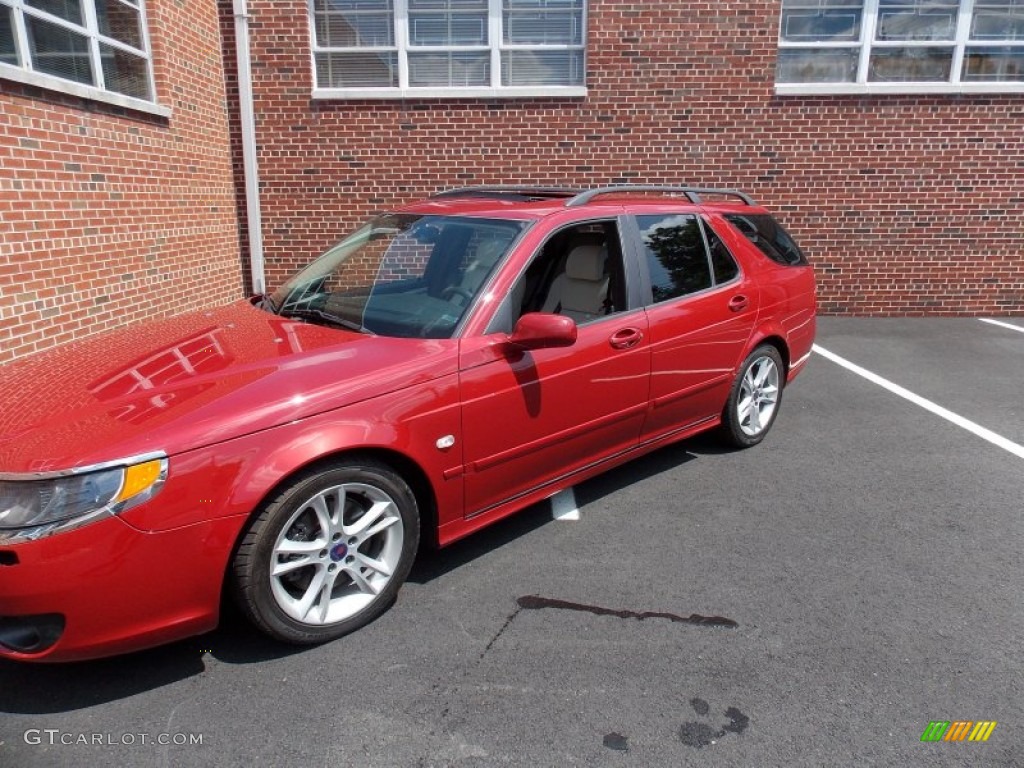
[458,219,651,517]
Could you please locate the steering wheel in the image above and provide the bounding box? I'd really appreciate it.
[441,285,474,304]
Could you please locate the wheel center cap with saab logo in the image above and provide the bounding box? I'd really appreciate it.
[330,543,348,562]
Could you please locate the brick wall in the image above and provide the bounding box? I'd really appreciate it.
[0,0,244,364]
[237,0,1023,316]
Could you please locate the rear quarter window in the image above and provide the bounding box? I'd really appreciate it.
[724,214,807,267]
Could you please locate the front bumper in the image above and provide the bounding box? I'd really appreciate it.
[0,512,247,662]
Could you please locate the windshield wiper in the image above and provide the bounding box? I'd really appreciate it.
[278,307,373,335]
[254,293,278,313]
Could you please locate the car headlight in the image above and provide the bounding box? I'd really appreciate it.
[0,455,167,541]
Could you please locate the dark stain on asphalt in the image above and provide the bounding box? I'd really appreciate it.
[679,698,750,748]
[679,721,719,749]
[481,597,736,660]
[602,732,629,751]
[516,595,738,627]
[722,707,750,735]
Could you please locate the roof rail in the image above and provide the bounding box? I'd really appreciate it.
[565,186,756,207]
[432,186,581,201]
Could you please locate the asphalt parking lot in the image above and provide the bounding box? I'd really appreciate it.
[1,317,1022,767]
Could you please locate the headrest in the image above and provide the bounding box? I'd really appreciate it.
[565,245,606,282]
[474,238,506,265]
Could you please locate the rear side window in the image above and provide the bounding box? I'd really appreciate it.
[724,214,807,266]
[637,214,712,302]
[704,222,739,284]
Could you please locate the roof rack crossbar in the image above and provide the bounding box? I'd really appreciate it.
[565,186,756,207]
[432,186,582,201]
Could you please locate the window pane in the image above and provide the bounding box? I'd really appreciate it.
[314,11,393,47]
[314,0,392,11]
[868,46,953,80]
[408,3,488,47]
[962,46,1024,80]
[94,0,142,49]
[637,215,712,303]
[315,50,397,87]
[875,0,958,41]
[504,0,583,45]
[705,224,739,284]
[971,1,1024,41]
[724,214,808,267]
[99,42,149,98]
[1,7,17,65]
[24,0,83,26]
[408,51,489,86]
[501,49,582,85]
[26,15,93,85]
[779,0,863,43]
[776,47,859,81]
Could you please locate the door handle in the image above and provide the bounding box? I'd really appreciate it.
[609,327,643,350]
[728,294,749,312]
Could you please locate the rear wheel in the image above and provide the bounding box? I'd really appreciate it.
[232,459,419,644]
[721,345,784,448]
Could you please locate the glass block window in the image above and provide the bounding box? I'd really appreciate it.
[311,0,586,96]
[0,0,153,101]
[778,0,1024,90]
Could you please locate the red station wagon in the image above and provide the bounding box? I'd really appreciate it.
[0,186,816,661]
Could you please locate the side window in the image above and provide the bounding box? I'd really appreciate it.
[724,214,808,266]
[704,220,740,284]
[501,220,626,331]
[637,214,712,303]
[0,0,157,105]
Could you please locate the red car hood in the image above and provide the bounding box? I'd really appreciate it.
[0,300,457,473]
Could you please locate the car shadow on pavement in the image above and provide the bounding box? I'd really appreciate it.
[0,603,318,714]
[409,439,700,584]
[0,607,325,714]
[0,438,707,714]
[574,439,702,505]
[676,431,741,456]
[0,645,206,714]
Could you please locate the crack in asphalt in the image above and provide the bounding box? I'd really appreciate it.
[479,608,523,659]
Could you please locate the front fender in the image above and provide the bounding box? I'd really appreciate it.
[120,374,463,532]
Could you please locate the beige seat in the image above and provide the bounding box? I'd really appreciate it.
[541,245,609,323]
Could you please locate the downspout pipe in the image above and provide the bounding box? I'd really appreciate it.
[232,0,265,294]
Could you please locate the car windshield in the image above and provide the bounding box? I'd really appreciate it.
[269,214,528,339]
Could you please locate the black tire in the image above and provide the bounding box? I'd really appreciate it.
[720,344,785,449]
[231,458,420,645]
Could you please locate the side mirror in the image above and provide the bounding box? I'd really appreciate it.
[507,312,577,351]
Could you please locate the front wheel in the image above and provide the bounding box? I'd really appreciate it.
[721,345,784,448]
[231,459,420,645]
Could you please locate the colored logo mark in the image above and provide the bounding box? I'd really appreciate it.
[921,721,997,742]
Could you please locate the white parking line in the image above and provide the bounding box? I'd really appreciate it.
[812,344,1024,461]
[550,487,580,521]
[979,318,1024,334]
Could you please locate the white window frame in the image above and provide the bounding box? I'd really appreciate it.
[0,0,169,117]
[776,0,1024,94]
[310,0,588,100]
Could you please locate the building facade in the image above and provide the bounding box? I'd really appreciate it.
[0,0,243,363]
[3,0,1023,361]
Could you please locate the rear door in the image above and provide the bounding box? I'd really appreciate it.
[628,212,759,441]
[718,212,817,368]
